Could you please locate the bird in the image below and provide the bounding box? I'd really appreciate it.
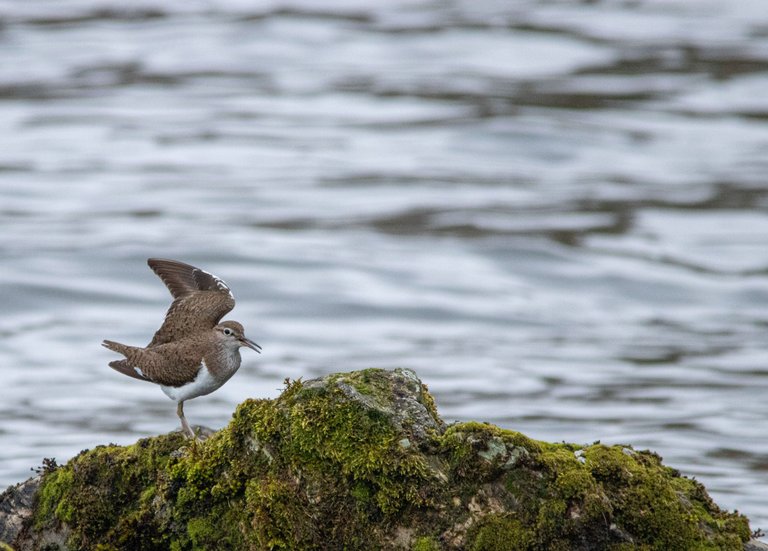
[102,258,261,438]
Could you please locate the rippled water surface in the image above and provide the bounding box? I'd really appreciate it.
[1,0,768,534]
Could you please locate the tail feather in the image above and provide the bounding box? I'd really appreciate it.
[102,339,129,355]
[102,340,150,382]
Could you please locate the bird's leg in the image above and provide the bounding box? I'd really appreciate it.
[177,401,195,438]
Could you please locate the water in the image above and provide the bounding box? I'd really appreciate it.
[1,0,768,536]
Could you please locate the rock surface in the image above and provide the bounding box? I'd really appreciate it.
[0,368,761,550]
[0,477,40,546]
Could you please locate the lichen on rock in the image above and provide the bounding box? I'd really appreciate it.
[1,368,756,550]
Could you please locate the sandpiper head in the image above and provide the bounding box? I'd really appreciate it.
[216,320,261,353]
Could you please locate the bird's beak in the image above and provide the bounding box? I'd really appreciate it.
[240,337,262,353]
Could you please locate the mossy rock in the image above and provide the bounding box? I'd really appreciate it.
[1,368,754,550]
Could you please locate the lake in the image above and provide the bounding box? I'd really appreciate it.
[1,0,767,535]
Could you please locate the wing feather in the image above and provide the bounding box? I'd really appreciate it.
[146,258,235,346]
[112,340,205,387]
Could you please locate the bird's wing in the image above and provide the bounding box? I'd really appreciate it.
[108,359,152,382]
[123,341,205,388]
[146,258,235,346]
[148,258,233,300]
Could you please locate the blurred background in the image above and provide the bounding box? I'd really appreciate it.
[1,0,767,534]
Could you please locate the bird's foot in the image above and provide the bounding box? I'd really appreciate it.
[190,426,210,441]
[176,424,213,440]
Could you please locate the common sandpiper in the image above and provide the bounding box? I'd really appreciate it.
[102,258,261,438]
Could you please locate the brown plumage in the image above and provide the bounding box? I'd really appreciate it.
[102,259,260,438]
[147,258,236,346]
[104,335,209,387]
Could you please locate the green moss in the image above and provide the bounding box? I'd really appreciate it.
[411,536,441,551]
[23,369,752,551]
[441,421,539,483]
[444,421,540,451]
[34,433,186,549]
[165,373,439,549]
[582,445,750,551]
[468,514,534,551]
[418,382,440,422]
[328,368,392,401]
[35,467,75,526]
[277,376,434,514]
[444,423,749,551]
[244,478,302,549]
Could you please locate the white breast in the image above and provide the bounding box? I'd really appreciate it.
[160,361,223,403]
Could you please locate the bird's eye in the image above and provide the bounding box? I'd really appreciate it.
[223,328,232,336]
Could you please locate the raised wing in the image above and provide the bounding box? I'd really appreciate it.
[146,258,235,346]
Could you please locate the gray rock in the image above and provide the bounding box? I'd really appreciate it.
[0,476,40,544]
[0,368,761,550]
[303,367,444,441]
